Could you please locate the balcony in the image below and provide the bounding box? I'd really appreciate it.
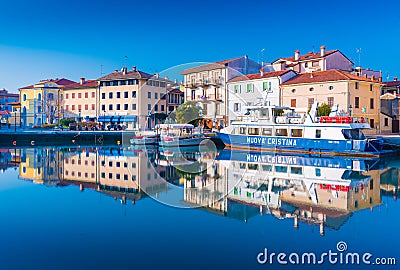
[207,94,223,101]
[185,78,222,88]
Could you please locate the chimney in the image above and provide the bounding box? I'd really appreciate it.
[154,73,159,78]
[294,50,300,61]
[174,79,178,84]
[132,66,137,71]
[80,78,85,85]
[310,73,314,78]
[320,45,326,57]
[260,68,264,77]
[394,77,398,82]
[164,76,169,80]
[364,74,368,78]
[122,66,127,75]
[114,69,118,73]
[371,75,375,81]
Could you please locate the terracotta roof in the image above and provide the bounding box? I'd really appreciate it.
[383,81,400,87]
[228,70,294,83]
[97,69,153,81]
[168,88,184,94]
[19,78,76,90]
[0,110,10,115]
[63,80,98,89]
[281,70,381,85]
[180,56,244,75]
[275,50,338,63]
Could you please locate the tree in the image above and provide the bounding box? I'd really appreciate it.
[175,101,202,124]
[317,103,331,117]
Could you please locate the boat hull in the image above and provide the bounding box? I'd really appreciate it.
[160,137,205,148]
[215,132,390,157]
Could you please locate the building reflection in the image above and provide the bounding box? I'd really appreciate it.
[18,146,168,204]
[7,145,398,234]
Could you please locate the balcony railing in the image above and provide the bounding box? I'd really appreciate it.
[185,78,222,88]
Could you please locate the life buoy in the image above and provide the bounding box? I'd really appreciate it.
[30,141,35,146]
[12,140,16,146]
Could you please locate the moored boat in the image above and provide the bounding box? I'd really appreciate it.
[216,102,394,157]
[157,124,206,147]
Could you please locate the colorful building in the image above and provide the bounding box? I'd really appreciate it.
[97,66,169,130]
[62,78,99,121]
[281,70,382,134]
[226,70,297,123]
[19,78,75,127]
[180,56,261,129]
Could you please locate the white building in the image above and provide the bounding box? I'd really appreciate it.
[226,70,297,123]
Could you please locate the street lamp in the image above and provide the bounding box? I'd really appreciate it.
[348,105,353,116]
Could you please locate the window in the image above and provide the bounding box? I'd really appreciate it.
[315,168,321,177]
[48,93,54,100]
[124,91,128,98]
[23,94,26,101]
[248,128,259,135]
[316,129,321,138]
[116,162,120,167]
[263,82,268,91]
[92,92,95,98]
[116,174,120,180]
[154,81,160,87]
[275,166,288,173]
[239,127,246,134]
[101,172,105,178]
[290,99,296,107]
[92,104,95,110]
[161,105,164,111]
[77,93,81,99]
[234,85,240,93]
[116,104,120,110]
[148,104,151,111]
[275,128,288,136]
[72,93,76,99]
[132,162,136,168]
[309,87,314,92]
[370,98,374,109]
[328,86,334,90]
[291,129,303,137]
[370,118,375,128]
[109,173,113,179]
[109,92,113,99]
[355,97,360,108]
[308,98,314,109]
[291,89,296,93]
[78,105,82,111]
[72,105,75,110]
[155,93,158,99]
[132,91,137,98]
[117,92,121,98]
[132,104,137,110]
[85,104,88,110]
[160,82,166,88]
[327,97,334,107]
[101,104,105,111]
[66,105,69,110]
[132,175,137,181]
[305,62,309,68]
[234,103,240,112]
[124,104,128,110]
[120,80,126,85]
[355,82,359,89]
[124,174,128,181]
[290,167,303,175]
[102,93,105,99]
[148,92,151,99]
[85,92,88,98]
[262,128,272,136]
[65,93,69,99]
[370,84,373,91]
[112,81,118,86]
[109,104,113,110]
[246,84,253,92]
[384,118,388,127]
[155,104,158,111]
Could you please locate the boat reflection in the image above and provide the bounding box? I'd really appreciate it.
[4,146,398,234]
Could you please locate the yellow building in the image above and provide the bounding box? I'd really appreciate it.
[281,70,381,134]
[19,78,75,127]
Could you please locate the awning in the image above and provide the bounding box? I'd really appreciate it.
[98,116,113,122]
[120,115,137,122]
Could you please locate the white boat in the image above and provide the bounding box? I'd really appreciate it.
[130,132,159,145]
[157,124,206,147]
[216,102,393,157]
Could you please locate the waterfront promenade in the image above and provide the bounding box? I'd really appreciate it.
[0,127,135,147]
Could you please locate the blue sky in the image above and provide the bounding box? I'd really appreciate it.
[1,0,399,92]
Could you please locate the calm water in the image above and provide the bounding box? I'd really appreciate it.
[0,146,399,270]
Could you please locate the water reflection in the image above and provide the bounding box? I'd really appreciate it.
[2,146,398,234]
